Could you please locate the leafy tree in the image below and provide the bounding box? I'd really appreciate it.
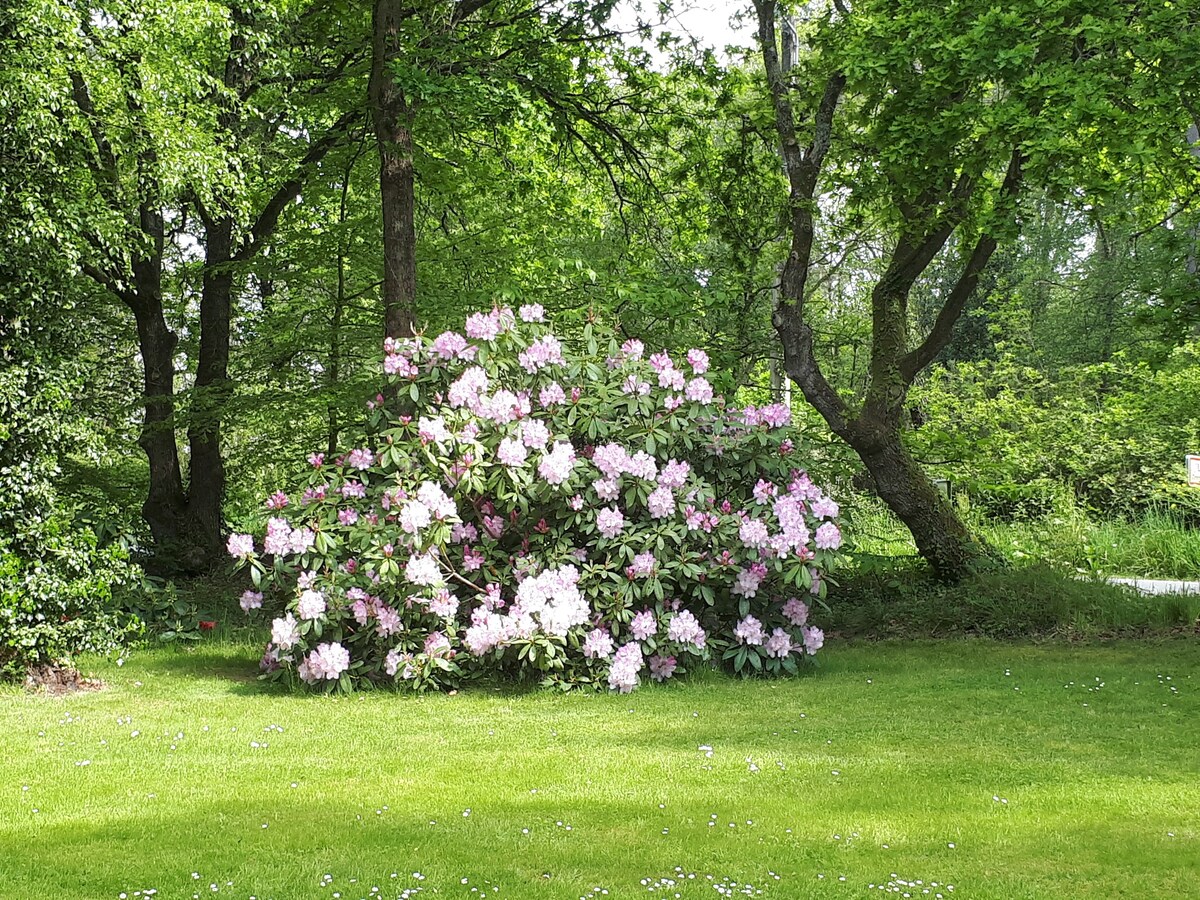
[753,0,1200,578]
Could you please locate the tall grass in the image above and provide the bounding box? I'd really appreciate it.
[843,495,1200,580]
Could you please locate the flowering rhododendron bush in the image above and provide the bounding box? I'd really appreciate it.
[228,306,841,692]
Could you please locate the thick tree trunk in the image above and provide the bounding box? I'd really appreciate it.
[369,0,417,340]
[188,214,234,567]
[128,272,188,563]
[853,432,992,579]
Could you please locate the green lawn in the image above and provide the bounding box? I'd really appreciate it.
[1,639,1197,900]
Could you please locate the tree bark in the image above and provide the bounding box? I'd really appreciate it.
[128,261,189,563]
[854,433,991,577]
[756,0,1005,581]
[188,213,234,566]
[370,0,418,340]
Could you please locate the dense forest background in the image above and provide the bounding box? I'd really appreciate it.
[3,0,1200,664]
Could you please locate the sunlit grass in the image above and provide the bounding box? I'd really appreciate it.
[2,637,1197,899]
[846,498,1200,579]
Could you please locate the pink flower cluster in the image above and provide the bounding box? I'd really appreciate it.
[232,305,837,694]
[299,641,351,682]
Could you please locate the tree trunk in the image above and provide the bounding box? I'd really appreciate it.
[370,0,418,340]
[853,432,992,579]
[188,214,234,568]
[128,271,189,564]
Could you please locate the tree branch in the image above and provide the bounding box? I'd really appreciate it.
[900,148,1025,381]
[756,0,851,433]
[234,109,359,262]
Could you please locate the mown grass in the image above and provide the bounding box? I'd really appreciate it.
[2,637,1198,900]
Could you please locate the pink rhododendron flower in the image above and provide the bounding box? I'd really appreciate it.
[686,348,709,373]
[518,335,565,373]
[734,615,766,645]
[782,598,809,627]
[240,590,263,612]
[810,496,840,519]
[520,418,550,449]
[346,448,375,469]
[377,606,402,636]
[341,481,366,499]
[296,589,326,621]
[739,518,770,549]
[627,451,657,481]
[428,589,460,618]
[752,479,777,504]
[497,436,529,467]
[226,533,254,558]
[667,610,706,647]
[338,508,359,526]
[539,382,566,407]
[658,459,690,489]
[405,552,443,586]
[384,353,419,377]
[568,494,585,511]
[731,565,765,598]
[630,609,657,640]
[814,522,842,550]
[399,499,432,534]
[663,393,684,411]
[448,367,489,408]
[803,626,824,654]
[288,527,315,556]
[648,351,673,373]
[620,338,644,360]
[630,551,656,577]
[685,377,714,404]
[308,452,324,468]
[483,582,504,610]
[649,653,676,681]
[418,415,452,445]
[385,648,411,678]
[647,485,675,519]
[465,311,501,341]
[607,642,644,693]
[519,303,545,322]
[416,482,455,519]
[593,477,619,501]
[621,374,651,396]
[451,522,478,544]
[514,565,588,636]
[304,642,351,681]
[583,628,615,659]
[271,613,301,650]
[463,546,484,571]
[265,491,289,510]
[424,632,452,655]
[658,367,685,391]
[765,628,794,658]
[432,330,469,359]
[538,442,577,485]
[596,506,625,539]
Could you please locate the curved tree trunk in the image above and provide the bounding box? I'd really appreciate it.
[853,433,991,577]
